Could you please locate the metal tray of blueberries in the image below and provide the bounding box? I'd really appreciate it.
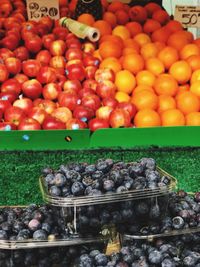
[0,205,107,250]
[39,166,177,207]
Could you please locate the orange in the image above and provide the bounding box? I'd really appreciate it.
[190,81,200,97]
[131,90,158,110]
[133,85,154,94]
[140,42,159,60]
[115,10,129,25]
[186,112,200,126]
[158,46,179,69]
[167,31,191,51]
[152,9,170,25]
[93,20,112,36]
[186,55,200,71]
[157,95,176,114]
[125,22,143,37]
[136,70,156,87]
[165,20,183,33]
[122,53,144,74]
[180,44,200,60]
[99,41,122,59]
[144,2,162,17]
[134,109,161,127]
[145,57,165,76]
[115,91,131,103]
[177,91,200,115]
[154,41,165,52]
[143,19,161,34]
[191,69,200,84]
[122,47,138,56]
[154,74,178,96]
[112,25,131,40]
[169,60,192,84]
[77,13,95,26]
[107,1,125,12]
[102,12,117,28]
[133,33,151,47]
[151,27,171,44]
[176,84,190,100]
[161,109,185,126]
[100,57,122,73]
[99,35,124,49]
[123,39,140,52]
[115,70,136,94]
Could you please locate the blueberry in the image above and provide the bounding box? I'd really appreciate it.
[123,177,134,190]
[140,158,156,170]
[49,185,61,196]
[172,216,185,230]
[195,192,200,203]
[84,186,93,196]
[135,201,149,216]
[89,250,101,258]
[85,164,96,174]
[128,163,144,178]
[92,171,104,180]
[132,176,146,189]
[110,170,124,186]
[82,175,93,187]
[42,167,53,175]
[59,164,69,176]
[41,223,51,233]
[149,204,160,219]
[66,170,81,182]
[110,252,121,263]
[148,250,163,264]
[54,173,66,187]
[28,219,41,231]
[62,186,71,197]
[87,189,102,196]
[96,159,111,173]
[13,220,24,233]
[121,209,134,220]
[183,255,198,266]
[100,210,110,224]
[1,222,12,233]
[95,253,108,266]
[33,229,47,240]
[71,182,85,196]
[44,173,55,185]
[91,179,102,190]
[111,211,122,224]
[116,186,127,193]
[103,179,115,191]
[0,230,8,240]
[145,170,160,182]
[79,254,93,266]
[79,215,89,227]
[17,229,30,240]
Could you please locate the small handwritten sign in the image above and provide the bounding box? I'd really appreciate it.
[174,5,200,28]
[26,0,60,21]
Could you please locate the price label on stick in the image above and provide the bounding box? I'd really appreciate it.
[174,5,200,28]
[26,0,60,21]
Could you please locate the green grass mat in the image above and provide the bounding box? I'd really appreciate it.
[0,147,199,205]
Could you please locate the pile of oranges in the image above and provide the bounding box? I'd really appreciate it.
[76,1,200,127]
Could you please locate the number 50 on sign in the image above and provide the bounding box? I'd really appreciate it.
[174,5,200,28]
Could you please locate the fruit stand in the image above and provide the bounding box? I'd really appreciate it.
[0,0,200,266]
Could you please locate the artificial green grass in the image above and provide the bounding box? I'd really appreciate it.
[0,147,199,205]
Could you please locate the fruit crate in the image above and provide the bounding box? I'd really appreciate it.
[39,158,177,236]
[119,192,200,241]
[0,205,107,250]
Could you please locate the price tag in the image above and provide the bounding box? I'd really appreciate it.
[26,0,60,21]
[174,5,200,28]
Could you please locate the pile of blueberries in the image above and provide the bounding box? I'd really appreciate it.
[76,236,200,267]
[42,158,171,198]
[0,243,106,267]
[119,191,200,236]
[0,204,69,241]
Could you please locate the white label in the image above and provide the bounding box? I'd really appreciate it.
[26,0,60,21]
[174,5,200,28]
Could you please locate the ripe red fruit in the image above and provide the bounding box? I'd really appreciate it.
[22,59,41,77]
[14,46,29,61]
[22,79,43,100]
[4,106,26,126]
[88,118,109,131]
[66,118,87,130]
[109,108,131,128]
[18,118,41,130]
[1,78,21,95]
[65,64,86,81]
[42,116,66,130]
[0,64,9,82]
[36,66,57,84]
[25,35,42,53]
[4,57,21,75]
[58,92,80,111]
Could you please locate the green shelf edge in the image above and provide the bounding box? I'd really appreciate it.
[0,126,200,151]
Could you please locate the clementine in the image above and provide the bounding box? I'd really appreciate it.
[134,109,161,127]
